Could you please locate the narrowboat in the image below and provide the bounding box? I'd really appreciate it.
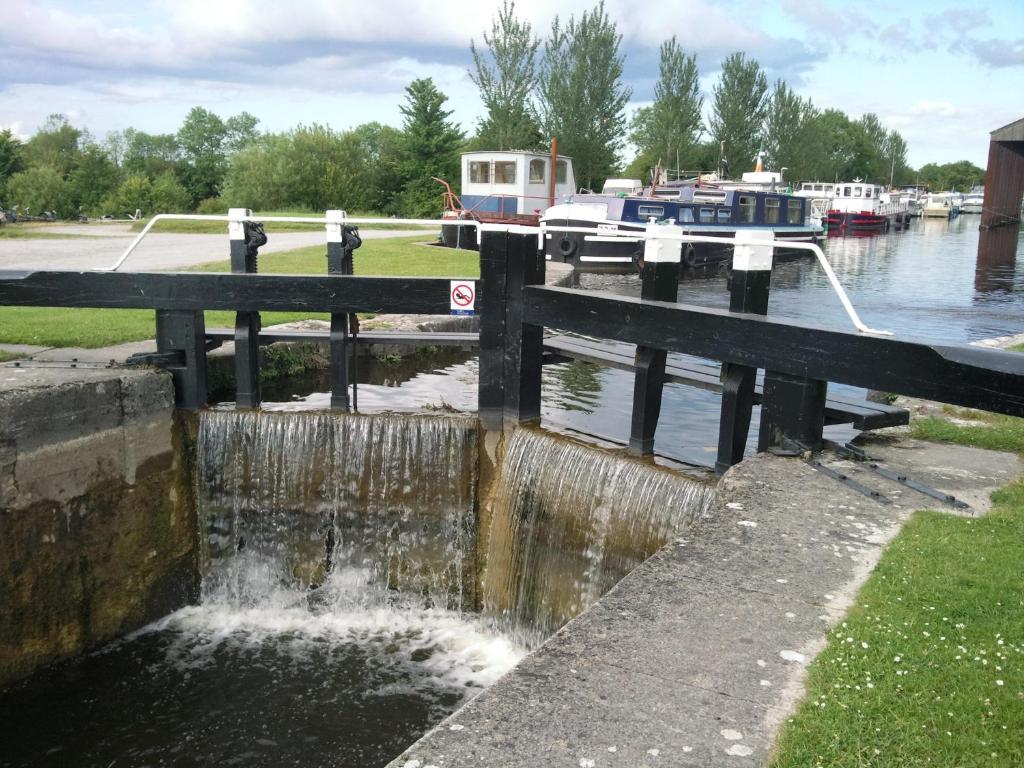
[541,185,821,271]
[438,150,576,250]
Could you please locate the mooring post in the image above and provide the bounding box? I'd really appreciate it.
[325,209,350,411]
[758,373,828,454]
[716,230,774,473]
[229,208,263,408]
[155,309,208,409]
[629,222,681,455]
[503,228,545,425]
[478,227,509,431]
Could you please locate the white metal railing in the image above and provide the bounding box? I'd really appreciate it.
[97,211,886,337]
[101,211,476,272]
[538,223,891,336]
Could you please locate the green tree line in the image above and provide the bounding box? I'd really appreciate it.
[0,1,986,221]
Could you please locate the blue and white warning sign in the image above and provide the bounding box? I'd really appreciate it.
[450,280,476,316]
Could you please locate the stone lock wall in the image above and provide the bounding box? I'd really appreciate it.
[0,367,198,688]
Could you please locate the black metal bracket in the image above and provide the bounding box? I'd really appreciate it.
[125,350,185,367]
[835,442,970,510]
[806,458,894,505]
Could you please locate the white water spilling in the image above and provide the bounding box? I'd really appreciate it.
[181,409,522,720]
[482,428,716,648]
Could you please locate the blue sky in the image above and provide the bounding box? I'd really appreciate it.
[1,0,1021,169]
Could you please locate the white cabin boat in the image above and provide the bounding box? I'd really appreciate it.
[961,187,984,214]
[458,150,575,218]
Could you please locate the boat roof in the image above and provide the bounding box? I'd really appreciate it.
[461,150,573,160]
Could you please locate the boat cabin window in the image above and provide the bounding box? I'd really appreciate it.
[765,197,780,224]
[738,195,756,223]
[843,186,851,197]
[853,186,862,197]
[678,207,694,223]
[717,209,731,223]
[865,187,873,198]
[556,160,568,184]
[529,159,546,184]
[494,161,517,184]
[699,207,715,223]
[469,161,490,184]
[638,204,665,219]
[787,199,802,224]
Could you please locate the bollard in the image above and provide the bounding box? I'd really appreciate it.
[628,222,681,455]
[716,229,774,473]
[229,207,263,408]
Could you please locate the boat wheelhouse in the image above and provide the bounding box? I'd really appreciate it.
[439,150,575,249]
[826,181,912,234]
[541,186,819,271]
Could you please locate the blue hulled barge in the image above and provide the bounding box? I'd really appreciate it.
[542,185,822,270]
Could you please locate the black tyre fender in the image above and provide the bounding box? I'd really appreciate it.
[557,234,579,260]
[682,243,698,267]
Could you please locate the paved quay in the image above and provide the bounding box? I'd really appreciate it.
[390,440,1020,768]
[0,224,434,272]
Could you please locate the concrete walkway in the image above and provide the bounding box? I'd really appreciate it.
[0,226,434,271]
[389,441,1020,768]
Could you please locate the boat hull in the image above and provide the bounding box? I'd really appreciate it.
[541,218,820,272]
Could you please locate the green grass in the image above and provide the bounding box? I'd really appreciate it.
[0,350,25,362]
[1012,343,1024,353]
[0,237,478,348]
[131,210,438,234]
[0,228,98,239]
[771,408,1024,767]
[911,408,1024,455]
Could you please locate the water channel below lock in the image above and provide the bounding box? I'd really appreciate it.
[0,216,1019,767]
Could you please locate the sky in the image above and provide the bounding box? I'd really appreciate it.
[1,0,1022,170]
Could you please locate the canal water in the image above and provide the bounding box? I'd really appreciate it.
[1,217,1018,766]
[266,216,1023,467]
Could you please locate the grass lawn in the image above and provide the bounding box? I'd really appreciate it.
[1012,343,1024,353]
[0,237,479,348]
[131,210,438,234]
[0,228,98,239]
[0,350,25,362]
[770,412,1024,767]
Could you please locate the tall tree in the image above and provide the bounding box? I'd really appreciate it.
[856,112,890,182]
[537,1,631,190]
[628,37,703,173]
[119,128,181,178]
[762,80,822,182]
[470,1,542,150]
[68,144,121,214]
[225,112,261,153]
[709,53,768,176]
[396,78,464,217]
[0,128,25,200]
[23,114,83,177]
[177,106,228,203]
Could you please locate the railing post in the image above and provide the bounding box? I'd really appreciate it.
[478,226,509,431]
[629,222,681,455]
[503,229,545,425]
[716,230,774,473]
[326,209,350,411]
[229,208,262,408]
[156,309,207,409]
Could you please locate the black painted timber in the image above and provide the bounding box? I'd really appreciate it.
[542,334,908,430]
[524,286,1024,417]
[478,231,509,430]
[0,271,463,315]
[204,329,479,346]
[231,232,261,408]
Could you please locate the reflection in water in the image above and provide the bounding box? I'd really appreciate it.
[976,225,1020,293]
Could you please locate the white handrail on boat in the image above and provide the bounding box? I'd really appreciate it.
[539,223,892,336]
[100,212,476,272]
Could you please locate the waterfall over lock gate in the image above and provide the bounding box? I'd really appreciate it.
[481,428,717,648]
[194,409,479,612]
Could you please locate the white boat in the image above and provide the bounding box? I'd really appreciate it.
[922,193,955,219]
[961,187,984,214]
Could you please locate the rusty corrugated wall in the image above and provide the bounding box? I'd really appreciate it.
[981,135,1024,229]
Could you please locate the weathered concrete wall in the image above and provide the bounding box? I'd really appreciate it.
[0,366,197,688]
